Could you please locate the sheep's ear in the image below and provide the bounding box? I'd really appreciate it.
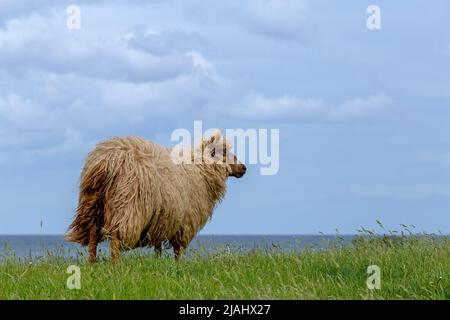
[213,129,223,141]
[204,130,222,146]
[204,135,216,147]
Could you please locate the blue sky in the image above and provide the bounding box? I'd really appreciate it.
[0,0,449,235]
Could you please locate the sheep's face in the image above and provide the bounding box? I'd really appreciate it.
[224,150,247,178]
[227,155,247,178]
[201,131,247,179]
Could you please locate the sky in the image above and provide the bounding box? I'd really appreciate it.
[0,0,449,235]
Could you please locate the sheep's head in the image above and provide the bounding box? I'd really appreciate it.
[201,130,247,178]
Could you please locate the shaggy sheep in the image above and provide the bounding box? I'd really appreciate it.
[65,131,246,263]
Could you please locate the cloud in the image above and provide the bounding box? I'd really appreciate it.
[0,95,49,130]
[0,2,395,167]
[0,67,219,160]
[0,14,199,83]
[235,0,307,41]
[229,94,325,120]
[0,0,42,23]
[330,94,394,121]
[0,0,161,24]
[230,93,394,121]
[184,0,307,42]
[0,9,221,165]
[127,28,207,56]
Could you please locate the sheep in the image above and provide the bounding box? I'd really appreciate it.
[65,130,246,263]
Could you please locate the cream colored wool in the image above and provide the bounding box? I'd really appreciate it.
[66,131,244,255]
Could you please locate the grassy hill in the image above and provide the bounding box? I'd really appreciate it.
[0,232,448,299]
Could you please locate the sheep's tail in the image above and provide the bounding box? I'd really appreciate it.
[65,159,108,246]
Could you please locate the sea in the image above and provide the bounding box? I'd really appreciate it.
[0,235,356,261]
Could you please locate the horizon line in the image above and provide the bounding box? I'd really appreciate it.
[1,233,448,237]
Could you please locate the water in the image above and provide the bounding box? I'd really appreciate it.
[0,235,356,261]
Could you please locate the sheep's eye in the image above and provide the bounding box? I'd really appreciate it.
[211,149,215,157]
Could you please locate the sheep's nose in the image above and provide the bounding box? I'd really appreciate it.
[242,165,247,173]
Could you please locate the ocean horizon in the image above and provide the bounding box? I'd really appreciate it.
[0,235,357,260]
[2,234,447,260]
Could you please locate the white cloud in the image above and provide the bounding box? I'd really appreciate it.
[230,94,325,120]
[0,8,221,164]
[0,14,198,82]
[0,2,395,167]
[0,95,49,130]
[230,93,394,121]
[127,28,207,56]
[184,0,307,42]
[330,94,394,120]
[0,67,219,155]
[20,127,93,159]
[0,0,41,23]
[0,0,157,24]
[236,0,307,41]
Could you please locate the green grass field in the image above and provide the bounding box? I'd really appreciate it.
[0,231,449,300]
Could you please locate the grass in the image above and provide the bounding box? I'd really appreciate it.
[0,230,449,300]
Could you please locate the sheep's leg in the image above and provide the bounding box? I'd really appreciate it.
[88,226,100,264]
[110,230,121,264]
[171,232,188,261]
[173,245,183,261]
[154,243,162,257]
[171,239,185,261]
